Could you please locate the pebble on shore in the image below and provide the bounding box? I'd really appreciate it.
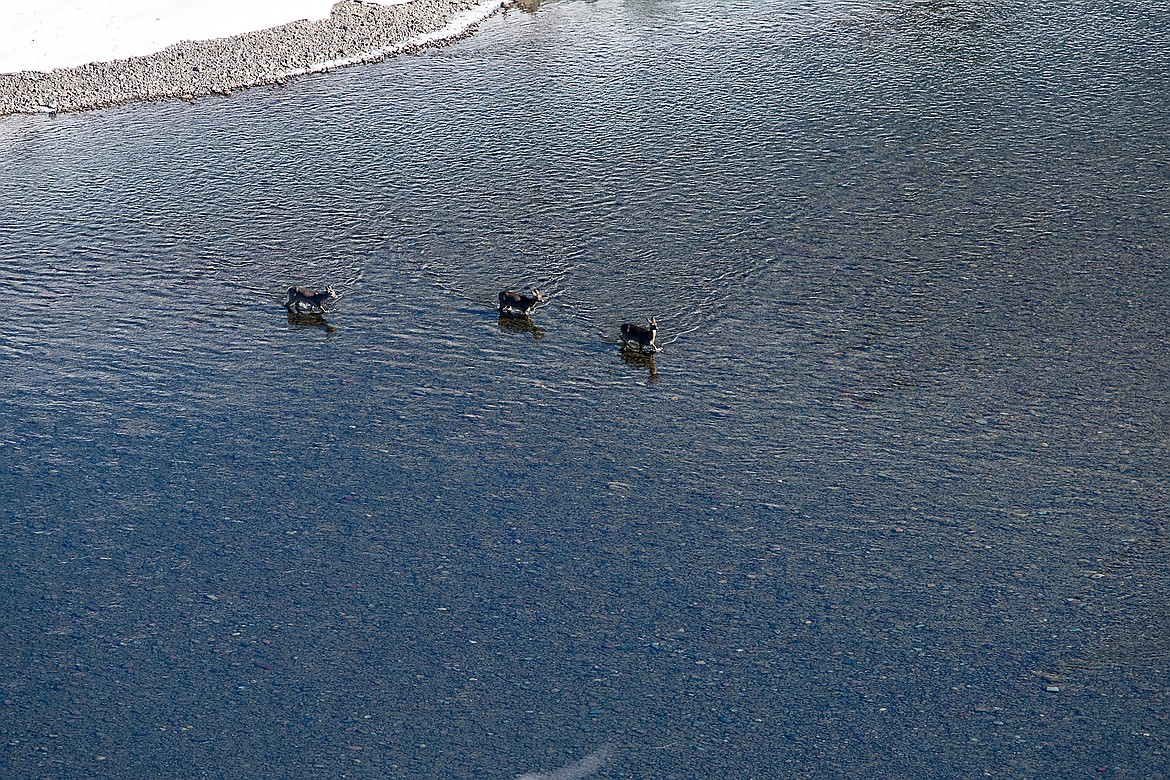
[0,0,505,116]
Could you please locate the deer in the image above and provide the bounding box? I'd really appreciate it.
[498,289,544,316]
[283,285,338,313]
[620,317,658,352]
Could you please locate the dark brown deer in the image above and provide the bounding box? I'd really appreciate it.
[498,289,544,316]
[620,317,658,352]
[283,285,338,313]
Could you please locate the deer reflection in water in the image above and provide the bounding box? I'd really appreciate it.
[621,347,657,381]
[286,310,336,334]
[497,314,545,340]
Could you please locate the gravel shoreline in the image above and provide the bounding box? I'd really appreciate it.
[0,0,508,116]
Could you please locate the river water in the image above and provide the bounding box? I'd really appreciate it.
[2,0,1168,777]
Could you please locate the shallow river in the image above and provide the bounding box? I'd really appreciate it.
[2,0,1169,777]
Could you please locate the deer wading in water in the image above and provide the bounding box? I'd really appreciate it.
[498,289,544,316]
[283,285,338,313]
[619,317,658,352]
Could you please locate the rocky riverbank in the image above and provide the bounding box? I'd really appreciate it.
[0,0,505,116]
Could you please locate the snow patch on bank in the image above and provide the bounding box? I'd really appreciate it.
[1,0,413,74]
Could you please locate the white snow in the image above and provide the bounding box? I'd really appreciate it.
[0,0,414,74]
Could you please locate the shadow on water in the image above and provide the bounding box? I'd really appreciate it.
[898,0,1018,29]
[844,0,1023,53]
[1063,530,1170,674]
[497,313,546,340]
[286,310,335,334]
